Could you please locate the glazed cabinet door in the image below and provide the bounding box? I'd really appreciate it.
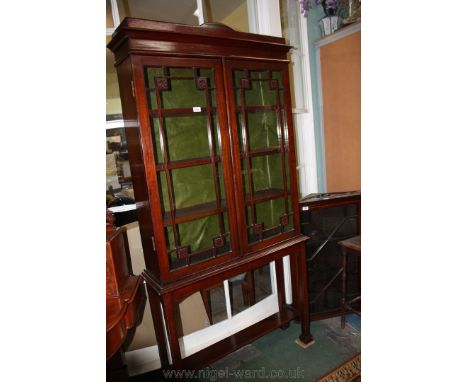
[224,60,301,253]
[133,56,239,281]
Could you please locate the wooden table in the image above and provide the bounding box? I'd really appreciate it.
[338,235,361,328]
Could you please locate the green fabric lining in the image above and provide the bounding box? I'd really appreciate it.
[146,65,293,267]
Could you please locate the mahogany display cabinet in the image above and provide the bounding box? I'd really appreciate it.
[299,191,361,320]
[107,18,312,370]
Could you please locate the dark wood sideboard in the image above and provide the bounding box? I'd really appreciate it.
[106,211,146,381]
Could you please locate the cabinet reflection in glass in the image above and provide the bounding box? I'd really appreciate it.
[174,263,273,337]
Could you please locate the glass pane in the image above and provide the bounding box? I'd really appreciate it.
[204,0,249,32]
[244,79,277,106]
[146,69,212,110]
[286,196,293,232]
[150,115,219,164]
[175,286,228,339]
[271,70,283,82]
[165,115,211,162]
[159,166,219,218]
[230,263,272,316]
[243,111,281,150]
[241,159,249,195]
[166,214,231,270]
[256,198,286,230]
[146,66,219,164]
[199,68,215,85]
[169,67,194,77]
[160,164,217,211]
[251,154,285,193]
[234,70,284,103]
[247,197,293,241]
[233,66,293,245]
[234,69,285,151]
[146,67,164,82]
[181,215,226,251]
[164,79,206,109]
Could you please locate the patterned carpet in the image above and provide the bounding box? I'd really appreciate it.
[315,353,361,382]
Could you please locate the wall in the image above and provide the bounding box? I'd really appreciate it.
[306,8,361,192]
[106,35,122,116]
[220,1,248,32]
[320,30,361,191]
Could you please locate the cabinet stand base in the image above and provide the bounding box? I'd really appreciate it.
[182,307,297,370]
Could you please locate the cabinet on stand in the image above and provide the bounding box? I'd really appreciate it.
[107,18,313,370]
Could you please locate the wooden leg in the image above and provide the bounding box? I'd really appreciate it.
[275,260,286,309]
[106,348,128,382]
[228,282,234,316]
[146,287,170,369]
[161,293,183,369]
[297,243,314,345]
[275,260,289,330]
[122,230,133,276]
[289,253,300,314]
[243,270,256,306]
[341,246,348,329]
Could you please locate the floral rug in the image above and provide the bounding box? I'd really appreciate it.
[315,353,360,382]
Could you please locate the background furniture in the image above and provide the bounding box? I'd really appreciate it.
[201,271,256,324]
[300,191,360,320]
[107,18,313,371]
[338,235,361,328]
[106,211,146,381]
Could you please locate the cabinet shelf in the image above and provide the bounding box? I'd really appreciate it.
[155,155,221,171]
[237,105,277,112]
[163,199,227,226]
[150,107,217,117]
[241,146,284,158]
[245,188,289,205]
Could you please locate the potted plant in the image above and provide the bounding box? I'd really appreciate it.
[300,0,341,36]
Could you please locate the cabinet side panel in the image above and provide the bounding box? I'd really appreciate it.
[280,64,301,233]
[115,56,159,277]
